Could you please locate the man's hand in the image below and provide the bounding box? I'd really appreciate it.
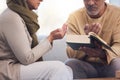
[47,24,67,43]
[84,23,102,35]
[79,46,106,58]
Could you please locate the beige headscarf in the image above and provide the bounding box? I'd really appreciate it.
[7,0,43,61]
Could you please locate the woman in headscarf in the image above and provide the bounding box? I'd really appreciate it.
[0,0,73,80]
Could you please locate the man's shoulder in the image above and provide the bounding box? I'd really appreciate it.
[107,3,120,13]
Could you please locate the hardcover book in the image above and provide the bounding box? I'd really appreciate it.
[66,32,117,55]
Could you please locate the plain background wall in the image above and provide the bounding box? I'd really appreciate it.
[109,0,120,7]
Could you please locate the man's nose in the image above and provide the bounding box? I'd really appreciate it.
[88,0,95,5]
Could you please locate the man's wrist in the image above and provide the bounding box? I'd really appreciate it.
[100,49,107,59]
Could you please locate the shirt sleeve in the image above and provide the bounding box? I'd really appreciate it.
[2,10,52,65]
[105,16,120,64]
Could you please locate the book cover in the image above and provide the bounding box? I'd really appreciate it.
[66,34,93,50]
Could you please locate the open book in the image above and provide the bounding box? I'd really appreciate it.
[66,32,117,55]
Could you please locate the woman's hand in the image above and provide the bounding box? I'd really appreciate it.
[47,24,67,43]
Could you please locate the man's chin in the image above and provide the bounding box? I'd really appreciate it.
[88,11,99,16]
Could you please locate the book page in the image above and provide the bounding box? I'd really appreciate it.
[88,32,117,55]
[89,32,108,45]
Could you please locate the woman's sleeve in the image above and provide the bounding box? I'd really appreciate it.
[2,12,52,65]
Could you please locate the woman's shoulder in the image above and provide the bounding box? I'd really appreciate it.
[0,8,22,22]
[0,8,25,30]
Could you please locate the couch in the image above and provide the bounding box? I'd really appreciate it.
[38,35,68,62]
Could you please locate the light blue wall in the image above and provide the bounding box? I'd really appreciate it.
[109,0,120,7]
